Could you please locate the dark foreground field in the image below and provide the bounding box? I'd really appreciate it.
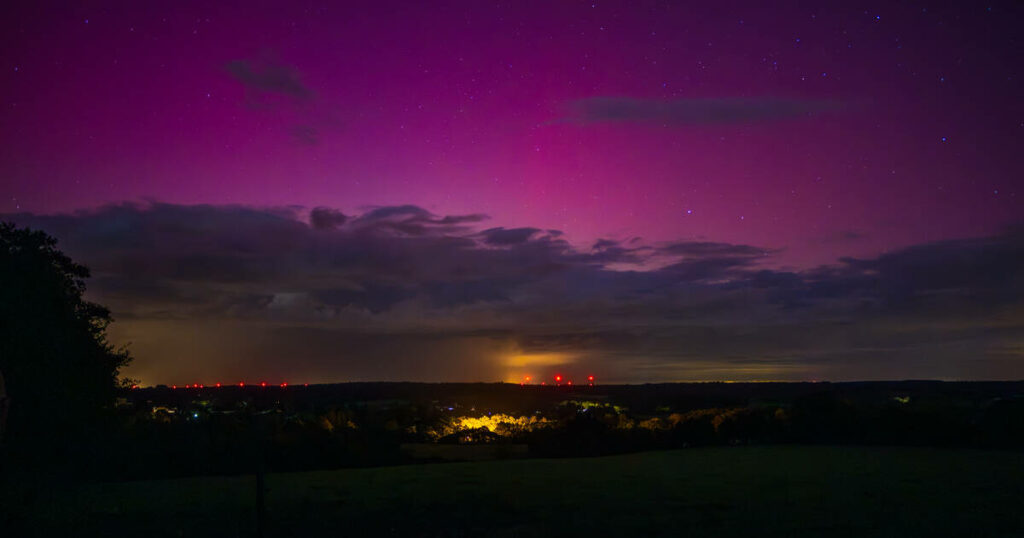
[6,446,1024,537]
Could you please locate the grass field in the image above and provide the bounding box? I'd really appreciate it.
[6,446,1024,537]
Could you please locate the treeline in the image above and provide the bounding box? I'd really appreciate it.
[16,385,1021,481]
[525,393,1024,458]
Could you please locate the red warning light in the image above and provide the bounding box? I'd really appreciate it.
[215,383,221,388]
[239,382,245,387]
[587,375,594,382]
[541,381,546,385]
[172,385,177,389]
[567,381,573,386]
[198,384,204,389]
[304,383,308,387]
[554,375,562,382]
[280,382,288,387]
[260,382,267,387]
[130,384,139,389]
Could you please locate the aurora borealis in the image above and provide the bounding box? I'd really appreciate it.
[2,2,1022,384]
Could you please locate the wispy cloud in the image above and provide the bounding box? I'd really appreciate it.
[563,97,837,126]
[225,57,334,144]
[226,59,313,101]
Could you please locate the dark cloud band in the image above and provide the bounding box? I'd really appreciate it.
[564,97,837,125]
[4,204,1020,382]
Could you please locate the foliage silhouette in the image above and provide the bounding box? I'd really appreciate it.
[0,222,132,448]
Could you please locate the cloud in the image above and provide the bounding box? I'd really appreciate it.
[563,97,836,126]
[226,59,313,101]
[480,227,541,246]
[4,204,1021,383]
[309,207,348,230]
[350,205,488,236]
[226,57,338,144]
[657,241,768,258]
[831,228,1024,308]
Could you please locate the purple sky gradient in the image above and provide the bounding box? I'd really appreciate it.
[4,2,1020,266]
[2,2,1022,383]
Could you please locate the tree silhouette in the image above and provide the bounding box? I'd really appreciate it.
[0,222,132,442]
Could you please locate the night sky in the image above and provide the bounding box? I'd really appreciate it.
[2,2,1022,384]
